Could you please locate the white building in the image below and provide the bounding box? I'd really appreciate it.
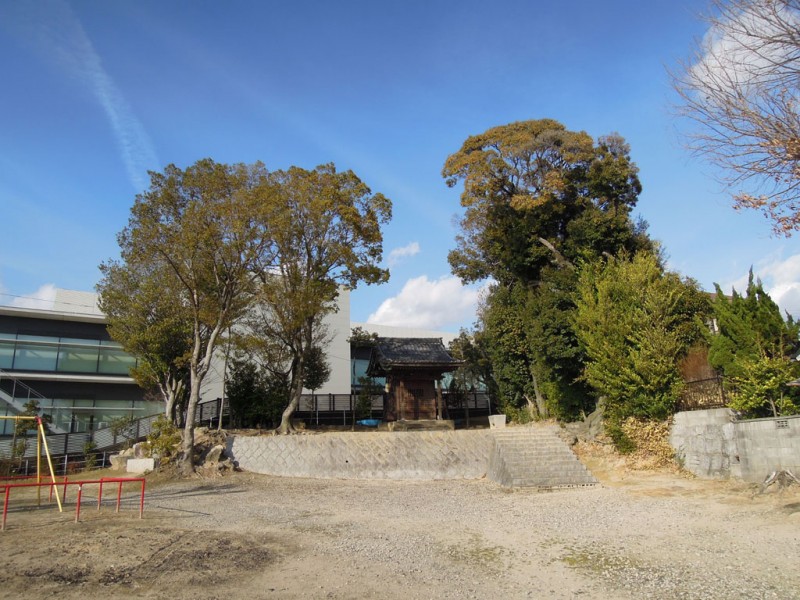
[1,288,457,433]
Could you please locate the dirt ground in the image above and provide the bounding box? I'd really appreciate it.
[1,456,799,599]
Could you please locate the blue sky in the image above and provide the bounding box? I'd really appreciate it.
[0,0,797,331]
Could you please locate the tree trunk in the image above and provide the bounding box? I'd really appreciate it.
[165,394,176,423]
[464,389,471,428]
[277,354,304,434]
[528,367,548,419]
[538,237,574,270]
[277,386,301,434]
[180,367,201,474]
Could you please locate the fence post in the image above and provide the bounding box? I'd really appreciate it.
[63,454,68,476]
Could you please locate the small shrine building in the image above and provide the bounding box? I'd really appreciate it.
[366,337,462,422]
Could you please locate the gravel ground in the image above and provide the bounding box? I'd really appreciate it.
[2,465,799,599]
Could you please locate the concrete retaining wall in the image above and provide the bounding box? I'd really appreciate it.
[227,430,494,480]
[670,409,737,478]
[732,415,800,481]
[670,408,800,482]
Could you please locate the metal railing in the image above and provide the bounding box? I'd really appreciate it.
[294,391,492,425]
[677,377,728,411]
[1,390,493,464]
[0,397,229,462]
[0,369,69,434]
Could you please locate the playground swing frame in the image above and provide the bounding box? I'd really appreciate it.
[0,416,62,512]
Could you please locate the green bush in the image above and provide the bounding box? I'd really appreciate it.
[605,421,636,454]
[83,440,98,470]
[147,415,182,463]
[503,404,534,425]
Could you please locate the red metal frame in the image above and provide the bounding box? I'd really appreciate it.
[1,477,146,531]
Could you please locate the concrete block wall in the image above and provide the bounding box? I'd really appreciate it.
[228,430,494,480]
[732,415,800,481]
[670,408,737,478]
[670,409,800,482]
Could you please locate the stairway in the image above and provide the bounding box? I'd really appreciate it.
[0,370,68,434]
[487,426,597,488]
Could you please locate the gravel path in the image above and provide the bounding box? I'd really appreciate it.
[2,469,799,599]
[140,471,799,599]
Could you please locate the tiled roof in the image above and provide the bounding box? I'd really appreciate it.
[366,337,462,376]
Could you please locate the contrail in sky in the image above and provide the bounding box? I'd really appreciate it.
[3,0,159,190]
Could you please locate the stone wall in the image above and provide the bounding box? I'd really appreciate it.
[227,430,494,480]
[670,408,800,482]
[670,408,737,478]
[732,415,800,481]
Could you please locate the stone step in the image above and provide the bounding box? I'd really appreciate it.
[505,463,590,473]
[501,453,582,462]
[500,450,581,459]
[488,428,597,489]
[496,445,575,453]
[511,478,597,488]
[496,440,572,446]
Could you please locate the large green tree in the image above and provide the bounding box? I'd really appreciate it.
[448,330,498,402]
[226,358,289,429]
[100,159,276,473]
[241,164,391,434]
[98,258,191,423]
[443,119,653,419]
[573,252,710,421]
[443,119,650,285]
[709,271,800,417]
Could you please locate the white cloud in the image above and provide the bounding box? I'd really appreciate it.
[367,275,484,330]
[387,242,421,267]
[8,284,57,310]
[720,252,800,319]
[691,3,800,97]
[8,0,158,190]
[757,253,800,319]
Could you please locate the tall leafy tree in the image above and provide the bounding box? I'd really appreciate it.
[443,120,650,285]
[302,346,332,396]
[448,330,498,401]
[573,252,710,421]
[98,259,191,423]
[710,270,799,416]
[710,270,799,374]
[443,119,653,419]
[245,164,391,433]
[226,358,289,428]
[100,159,276,473]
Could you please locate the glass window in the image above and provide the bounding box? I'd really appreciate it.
[13,339,58,371]
[49,399,74,432]
[94,400,133,429]
[57,343,100,373]
[351,358,370,385]
[98,346,136,375]
[59,337,100,346]
[0,339,14,369]
[69,400,95,433]
[135,401,163,417]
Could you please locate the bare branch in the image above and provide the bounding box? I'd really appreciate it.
[672,0,800,235]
